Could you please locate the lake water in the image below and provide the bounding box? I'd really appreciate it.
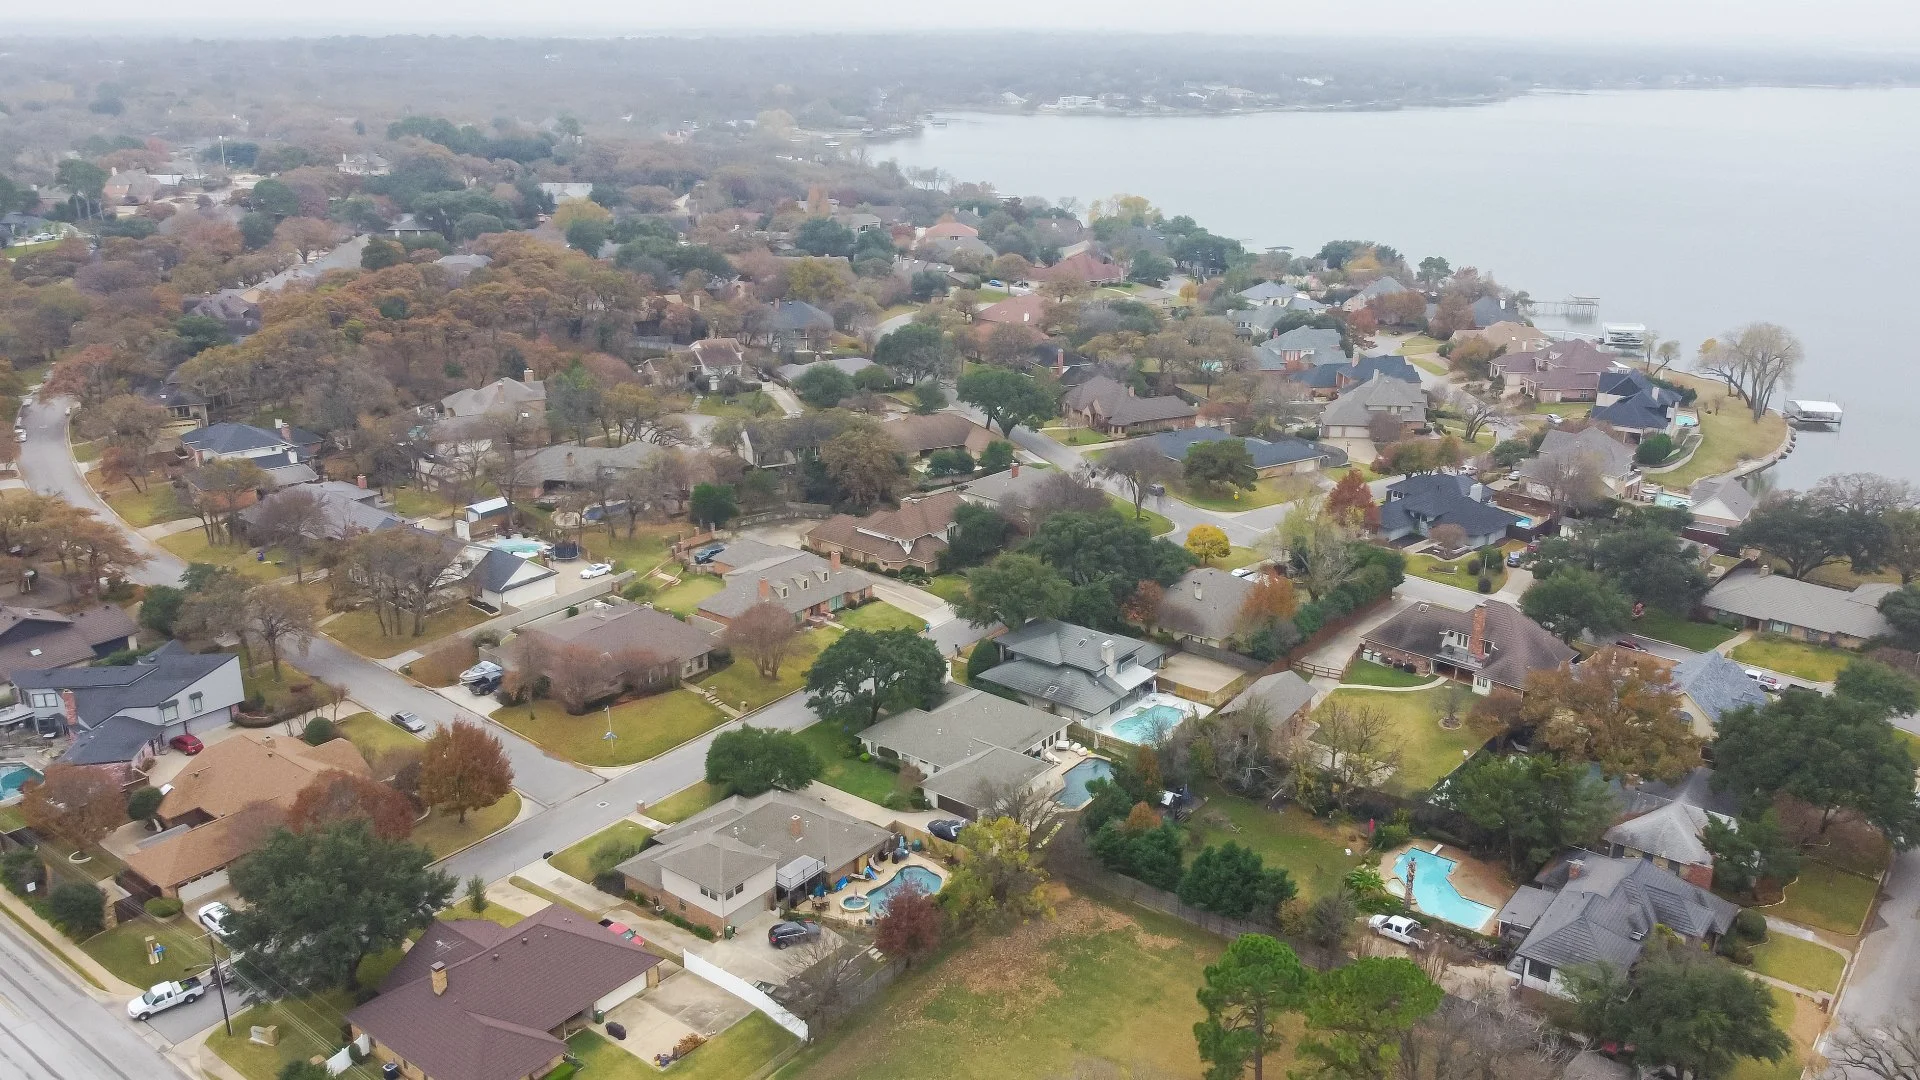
[885,89,1920,487]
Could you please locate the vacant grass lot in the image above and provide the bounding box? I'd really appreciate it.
[498,690,729,767]
[652,574,725,616]
[209,991,380,1080]
[1342,658,1434,688]
[781,889,1246,1080]
[411,792,521,859]
[1729,635,1855,682]
[327,603,492,659]
[839,600,925,633]
[647,782,723,823]
[550,820,655,885]
[695,628,832,712]
[1748,933,1846,995]
[1632,610,1739,651]
[1311,687,1486,795]
[1188,789,1364,904]
[796,722,899,805]
[1772,861,1879,936]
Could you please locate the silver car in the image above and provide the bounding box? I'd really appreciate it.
[391,711,427,733]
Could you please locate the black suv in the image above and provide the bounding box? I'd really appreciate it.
[767,920,821,949]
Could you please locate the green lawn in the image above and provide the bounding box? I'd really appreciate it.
[696,629,832,712]
[647,782,723,824]
[410,791,522,859]
[0,804,24,832]
[389,484,459,519]
[925,573,970,604]
[652,575,725,617]
[1729,635,1856,683]
[104,485,189,527]
[1166,475,1314,513]
[81,917,215,987]
[578,523,679,575]
[1726,986,1819,1080]
[1651,374,1790,488]
[1772,861,1878,936]
[1342,658,1434,688]
[1407,355,1448,376]
[698,392,777,419]
[550,820,655,886]
[1041,426,1111,447]
[1106,494,1175,536]
[209,992,380,1080]
[497,690,729,767]
[1408,552,1507,594]
[796,722,900,805]
[1749,933,1846,995]
[839,600,926,633]
[781,890,1239,1080]
[338,711,423,760]
[439,898,526,928]
[157,530,289,582]
[1311,687,1486,795]
[1528,402,1593,420]
[1198,545,1264,572]
[1189,789,1363,904]
[1632,610,1739,651]
[327,604,492,660]
[71,438,102,463]
[663,1013,800,1079]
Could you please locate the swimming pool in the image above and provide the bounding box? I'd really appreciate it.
[0,763,41,800]
[1110,705,1184,744]
[867,865,942,915]
[1653,491,1692,509]
[1512,516,1534,528]
[486,537,549,558]
[1056,758,1114,808]
[1675,414,1700,428]
[1392,848,1496,932]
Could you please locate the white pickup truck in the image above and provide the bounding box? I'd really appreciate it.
[128,977,206,1019]
[1368,914,1431,949]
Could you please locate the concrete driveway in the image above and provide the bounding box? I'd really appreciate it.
[695,911,845,988]
[600,965,752,1066]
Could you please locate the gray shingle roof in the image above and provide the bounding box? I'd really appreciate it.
[919,747,1051,811]
[1671,651,1769,723]
[617,790,890,894]
[1146,427,1328,470]
[1603,800,1717,866]
[520,440,663,486]
[1237,281,1297,302]
[1590,393,1671,432]
[978,619,1167,715]
[1519,426,1638,484]
[472,548,555,594]
[777,355,874,383]
[862,688,1066,768]
[180,422,315,456]
[1225,670,1316,721]
[1157,569,1258,642]
[1320,374,1426,427]
[62,715,159,765]
[1703,569,1895,640]
[1688,477,1756,524]
[767,300,834,333]
[1379,474,1518,539]
[958,466,1053,507]
[16,642,237,728]
[1507,856,1736,974]
[1257,327,1345,370]
[698,551,876,620]
[1061,376,1196,426]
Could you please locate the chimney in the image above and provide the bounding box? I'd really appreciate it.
[1567,859,1585,881]
[758,578,771,600]
[356,474,367,489]
[59,689,78,729]
[789,814,804,839]
[523,367,535,382]
[1470,605,1488,662]
[1053,347,1065,376]
[1010,462,1020,479]
[565,451,575,466]
[430,961,448,996]
[286,449,297,464]
[829,551,841,572]
[1100,640,1117,677]
[275,419,290,441]
[1193,578,1203,601]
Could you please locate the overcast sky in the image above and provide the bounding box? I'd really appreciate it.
[18,0,1920,47]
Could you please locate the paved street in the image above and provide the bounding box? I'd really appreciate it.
[0,913,188,1080]
[18,395,187,586]
[440,690,821,883]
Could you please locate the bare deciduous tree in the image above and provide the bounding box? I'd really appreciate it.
[1826,1019,1920,1080]
[1097,439,1178,521]
[248,487,330,582]
[1699,322,1803,421]
[1311,700,1402,809]
[724,601,800,679]
[245,582,318,678]
[977,778,1063,847]
[1449,388,1507,444]
[1535,448,1607,512]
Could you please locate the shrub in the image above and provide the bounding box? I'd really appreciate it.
[0,850,43,897]
[1370,822,1411,851]
[1477,575,1493,593]
[472,630,503,648]
[1465,558,1481,575]
[466,874,488,913]
[46,882,105,937]
[673,1034,707,1057]
[566,605,580,618]
[126,786,164,822]
[302,717,336,745]
[144,897,182,919]
[1733,909,1767,942]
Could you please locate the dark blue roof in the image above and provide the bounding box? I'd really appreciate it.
[180,422,320,455]
[15,641,235,728]
[1591,392,1670,432]
[1146,426,1328,469]
[61,715,158,765]
[1381,474,1518,537]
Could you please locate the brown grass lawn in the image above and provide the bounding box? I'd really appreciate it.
[157,530,289,582]
[694,628,832,713]
[410,791,522,859]
[326,604,492,659]
[1654,371,1790,488]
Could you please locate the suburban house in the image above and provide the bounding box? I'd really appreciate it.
[1226,304,1293,337]
[804,490,961,574]
[1491,340,1620,403]
[22,641,243,742]
[1290,354,1420,399]
[883,413,997,461]
[1590,371,1684,443]
[957,463,1053,516]
[927,235,996,263]
[1701,569,1895,648]
[0,604,138,685]
[434,252,491,281]
[1377,474,1519,549]
[240,482,402,542]
[122,730,370,901]
[348,905,663,1080]
[439,376,545,419]
[539,182,596,202]
[1456,321,1549,354]
[1518,426,1642,501]
[1360,600,1574,695]
[1156,568,1259,648]
[976,618,1169,723]
[1256,326,1346,371]
[766,301,835,349]
[860,688,1070,819]
[470,546,558,611]
[1058,375,1197,437]
[1469,295,1521,329]
[694,550,877,629]
[775,355,873,385]
[1669,651,1770,736]
[976,293,1048,327]
[1318,374,1427,441]
[1043,251,1124,285]
[1686,477,1757,537]
[1496,855,1737,998]
[1146,427,1333,478]
[690,338,752,381]
[520,441,667,497]
[616,790,891,932]
[1341,275,1410,312]
[1601,798,1727,889]
[679,537,791,576]
[181,290,261,337]
[103,168,162,205]
[1237,281,1299,306]
[512,601,717,696]
[178,420,321,467]
[922,220,978,242]
[1222,670,1317,742]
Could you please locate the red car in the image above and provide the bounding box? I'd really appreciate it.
[168,733,204,755]
[1614,638,1645,651]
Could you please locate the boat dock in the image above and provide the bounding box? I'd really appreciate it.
[1784,399,1843,427]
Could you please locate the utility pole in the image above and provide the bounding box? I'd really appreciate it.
[205,928,232,1037]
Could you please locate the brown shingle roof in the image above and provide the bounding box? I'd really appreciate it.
[521,603,717,665]
[805,491,961,566]
[976,293,1046,326]
[1362,600,1573,690]
[883,413,995,455]
[0,603,136,679]
[349,905,662,1080]
[158,732,369,822]
[123,802,286,889]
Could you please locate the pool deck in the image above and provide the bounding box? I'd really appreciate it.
[1379,841,1517,928]
[1097,691,1214,745]
[812,852,948,930]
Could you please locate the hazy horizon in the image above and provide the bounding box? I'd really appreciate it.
[7,1,1920,49]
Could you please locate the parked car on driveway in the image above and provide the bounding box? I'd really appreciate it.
[1506,550,1523,567]
[168,733,204,755]
[1745,669,1785,692]
[390,711,427,733]
[580,562,614,579]
[197,902,232,938]
[469,673,502,696]
[767,920,821,949]
[128,978,205,1019]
